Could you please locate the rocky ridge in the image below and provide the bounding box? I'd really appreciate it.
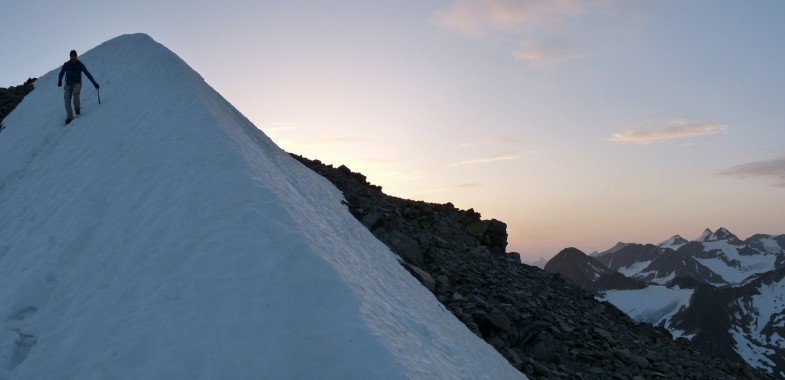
[291,154,776,380]
[0,78,36,131]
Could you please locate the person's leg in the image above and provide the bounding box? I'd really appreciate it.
[64,85,74,120]
[73,83,82,115]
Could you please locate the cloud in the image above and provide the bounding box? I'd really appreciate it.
[432,0,592,35]
[495,136,524,146]
[609,121,727,144]
[431,0,612,65]
[461,137,524,148]
[715,157,785,187]
[513,39,592,66]
[450,152,522,166]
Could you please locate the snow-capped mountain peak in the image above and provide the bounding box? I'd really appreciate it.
[595,241,630,257]
[708,227,742,243]
[575,228,785,376]
[0,33,523,379]
[658,235,689,250]
[697,228,714,242]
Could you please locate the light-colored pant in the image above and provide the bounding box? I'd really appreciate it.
[64,83,82,120]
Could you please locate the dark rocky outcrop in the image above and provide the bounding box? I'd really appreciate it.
[291,154,776,380]
[0,78,36,132]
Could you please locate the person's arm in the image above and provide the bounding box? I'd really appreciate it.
[81,62,99,88]
[57,64,65,86]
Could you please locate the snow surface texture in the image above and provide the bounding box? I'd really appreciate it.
[0,34,524,379]
[600,286,693,336]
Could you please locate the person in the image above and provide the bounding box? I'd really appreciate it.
[57,50,99,124]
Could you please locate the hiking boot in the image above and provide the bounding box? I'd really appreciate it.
[66,118,73,125]
[76,109,80,116]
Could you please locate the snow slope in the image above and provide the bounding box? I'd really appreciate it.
[695,240,778,285]
[600,286,693,333]
[731,274,785,376]
[0,34,524,379]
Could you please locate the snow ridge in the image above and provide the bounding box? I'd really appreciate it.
[0,34,523,379]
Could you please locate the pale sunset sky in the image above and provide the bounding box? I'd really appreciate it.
[3,1,784,262]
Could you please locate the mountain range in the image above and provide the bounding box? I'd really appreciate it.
[546,228,785,377]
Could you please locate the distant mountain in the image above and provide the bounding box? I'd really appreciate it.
[524,256,549,269]
[545,248,645,293]
[669,266,785,376]
[553,228,785,377]
[659,235,689,250]
[594,228,784,287]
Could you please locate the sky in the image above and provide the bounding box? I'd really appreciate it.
[3,0,785,262]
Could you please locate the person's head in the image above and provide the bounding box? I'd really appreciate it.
[69,50,77,62]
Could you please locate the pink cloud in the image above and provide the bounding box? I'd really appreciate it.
[610,121,727,144]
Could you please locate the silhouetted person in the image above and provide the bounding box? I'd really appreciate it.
[58,50,99,125]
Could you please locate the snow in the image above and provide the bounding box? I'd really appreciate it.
[731,327,777,373]
[649,271,676,285]
[695,241,777,285]
[588,262,605,279]
[617,260,652,277]
[602,242,630,255]
[634,270,676,285]
[0,34,524,379]
[599,286,693,327]
[750,277,785,344]
[758,236,783,254]
[729,277,785,376]
[697,228,713,242]
[658,235,687,250]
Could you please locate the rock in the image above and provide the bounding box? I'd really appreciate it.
[588,366,605,375]
[481,219,508,252]
[0,78,36,129]
[593,327,612,340]
[386,229,424,266]
[400,262,436,292]
[360,211,381,228]
[488,336,505,348]
[629,353,651,369]
[485,313,511,331]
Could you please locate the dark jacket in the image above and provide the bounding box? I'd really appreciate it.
[58,60,97,87]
